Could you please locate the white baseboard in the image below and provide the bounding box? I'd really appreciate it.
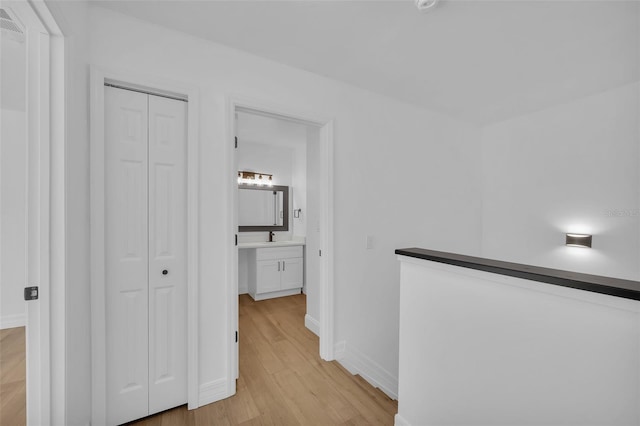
[198,378,228,407]
[304,314,320,336]
[334,340,398,400]
[394,413,411,426]
[0,313,25,330]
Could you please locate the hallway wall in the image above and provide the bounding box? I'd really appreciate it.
[481,82,640,280]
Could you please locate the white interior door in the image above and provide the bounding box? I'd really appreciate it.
[148,94,187,415]
[105,86,187,425]
[105,87,150,426]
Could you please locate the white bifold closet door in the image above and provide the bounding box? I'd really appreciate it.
[105,86,187,426]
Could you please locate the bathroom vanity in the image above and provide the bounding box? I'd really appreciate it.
[236,182,304,300]
[239,241,304,300]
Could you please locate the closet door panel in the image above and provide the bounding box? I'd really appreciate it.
[105,87,150,426]
[148,94,188,414]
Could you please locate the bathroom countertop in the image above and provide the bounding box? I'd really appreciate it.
[238,240,305,249]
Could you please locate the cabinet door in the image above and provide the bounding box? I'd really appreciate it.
[280,257,303,290]
[256,260,282,293]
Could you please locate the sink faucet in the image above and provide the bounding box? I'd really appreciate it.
[269,231,275,242]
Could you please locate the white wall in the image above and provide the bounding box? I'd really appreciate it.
[51,4,482,419]
[45,2,640,422]
[46,1,92,424]
[481,82,640,280]
[397,257,640,426]
[292,139,307,239]
[0,108,26,329]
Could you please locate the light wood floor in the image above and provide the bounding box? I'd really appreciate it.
[0,326,26,426]
[131,294,397,425]
[0,296,398,426]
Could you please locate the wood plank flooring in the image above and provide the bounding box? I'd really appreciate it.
[0,326,26,426]
[0,295,398,425]
[131,294,397,425]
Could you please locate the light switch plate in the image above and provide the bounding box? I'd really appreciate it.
[366,235,374,250]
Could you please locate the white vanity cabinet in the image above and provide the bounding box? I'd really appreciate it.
[247,245,304,300]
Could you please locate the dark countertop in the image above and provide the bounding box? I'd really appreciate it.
[395,247,640,301]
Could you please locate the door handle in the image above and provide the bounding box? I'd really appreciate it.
[282,261,285,271]
[277,262,280,272]
[162,270,168,275]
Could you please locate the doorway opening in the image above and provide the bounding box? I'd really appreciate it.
[0,6,27,424]
[235,110,320,377]
[229,101,335,388]
[0,2,65,425]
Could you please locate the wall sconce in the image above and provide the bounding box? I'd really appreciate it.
[566,233,592,248]
[238,171,273,187]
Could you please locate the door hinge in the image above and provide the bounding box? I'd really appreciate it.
[235,331,238,343]
[24,286,39,301]
[235,234,238,246]
[319,249,322,257]
[235,136,238,149]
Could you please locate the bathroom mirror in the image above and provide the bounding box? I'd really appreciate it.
[238,185,289,232]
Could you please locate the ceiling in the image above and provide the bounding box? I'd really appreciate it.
[94,0,639,124]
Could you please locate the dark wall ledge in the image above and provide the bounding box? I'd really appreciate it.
[396,247,640,301]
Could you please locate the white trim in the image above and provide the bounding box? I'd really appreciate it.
[186,88,201,411]
[394,413,411,426]
[335,341,399,400]
[89,68,107,426]
[0,313,26,330]
[8,1,65,424]
[227,96,336,393]
[304,314,320,336]
[318,120,335,361]
[43,6,66,426]
[198,378,228,407]
[90,67,201,424]
[227,98,240,387]
[250,288,302,301]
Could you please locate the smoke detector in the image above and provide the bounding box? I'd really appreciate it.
[416,0,440,12]
[0,8,25,43]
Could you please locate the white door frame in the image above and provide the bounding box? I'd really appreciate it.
[227,96,335,386]
[5,1,66,424]
[90,66,200,425]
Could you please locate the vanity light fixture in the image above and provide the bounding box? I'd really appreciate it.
[565,233,592,248]
[238,171,273,187]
